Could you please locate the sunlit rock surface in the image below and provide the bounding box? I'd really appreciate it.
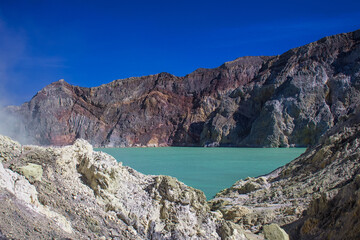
[0,135,257,239]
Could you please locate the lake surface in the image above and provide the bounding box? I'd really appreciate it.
[96,147,306,199]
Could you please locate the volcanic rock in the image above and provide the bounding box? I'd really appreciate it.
[210,109,360,235]
[286,174,360,239]
[0,135,256,240]
[263,223,289,240]
[7,29,360,147]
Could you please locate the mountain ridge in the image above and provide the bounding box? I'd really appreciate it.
[6,29,360,148]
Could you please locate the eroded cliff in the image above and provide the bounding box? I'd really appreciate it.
[8,29,360,147]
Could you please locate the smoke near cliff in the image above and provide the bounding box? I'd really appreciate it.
[0,103,34,145]
[0,21,36,144]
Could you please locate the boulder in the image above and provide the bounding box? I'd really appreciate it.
[263,224,289,240]
[18,163,43,183]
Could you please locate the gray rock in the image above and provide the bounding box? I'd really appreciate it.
[263,224,289,240]
[0,135,22,162]
[287,174,360,240]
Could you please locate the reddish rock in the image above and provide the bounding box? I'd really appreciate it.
[8,29,360,147]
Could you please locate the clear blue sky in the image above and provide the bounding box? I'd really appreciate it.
[0,0,359,105]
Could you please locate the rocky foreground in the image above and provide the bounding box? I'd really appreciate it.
[7,29,360,148]
[0,135,258,239]
[0,109,360,239]
[210,110,360,239]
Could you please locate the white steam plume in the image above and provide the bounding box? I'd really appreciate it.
[0,103,35,145]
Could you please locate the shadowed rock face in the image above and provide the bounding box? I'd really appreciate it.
[285,174,360,240]
[8,29,360,147]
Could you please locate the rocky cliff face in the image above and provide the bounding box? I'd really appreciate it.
[0,135,262,240]
[210,108,360,238]
[7,29,360,147]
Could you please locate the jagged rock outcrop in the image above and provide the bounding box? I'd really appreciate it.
[210,109,360,237]
[7,29,360,147]
[286,174,360,239]
[0,135,260,240]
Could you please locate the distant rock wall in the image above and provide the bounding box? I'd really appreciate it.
[8,29,360,147]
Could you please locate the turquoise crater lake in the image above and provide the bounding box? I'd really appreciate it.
[96,147,306,199]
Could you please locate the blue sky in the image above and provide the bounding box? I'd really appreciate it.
[0,0,359,105]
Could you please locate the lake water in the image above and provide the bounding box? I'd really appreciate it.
[95,147,306,199]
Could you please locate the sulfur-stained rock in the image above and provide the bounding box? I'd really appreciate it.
[217,221,248,240]
[0,135,22,162]
[18,163,43,183]
[0,160,73,237]
[0,135,255,239]
[222,206,252,222]
[263,224,289,240]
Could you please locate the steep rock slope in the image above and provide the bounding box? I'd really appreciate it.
[0,135,259,240]
[8,29,360,147]
[210,109,360,237]
[286,173,360,240]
